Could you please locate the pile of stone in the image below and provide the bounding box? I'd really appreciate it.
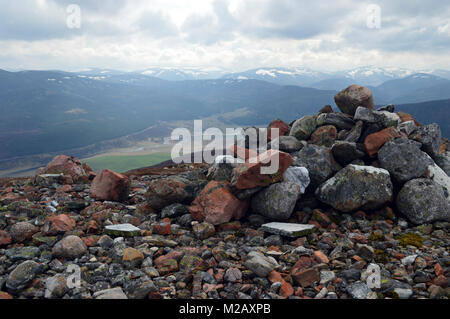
[0,84,448,300]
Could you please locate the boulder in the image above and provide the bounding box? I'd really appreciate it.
[396,178,450,224]
[434,151,450,176]
[43,155,90,183]
[322,113,355,130]
[293,144,341,188]
[410,123,442,158]
[251,181,302,221]
[315,165,393,212]
[10,222,38,243]
[289,116,316,141]
[425,161,450,201]
[231,150,293,190]
[89,169,130,202]
[189,181,248,225]
[334,85,375,116]
[6,260,41,292]
[378,138,433,184]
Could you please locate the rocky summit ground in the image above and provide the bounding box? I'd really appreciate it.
[0,84,449,300]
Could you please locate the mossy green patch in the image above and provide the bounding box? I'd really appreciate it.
[395,233,424,248]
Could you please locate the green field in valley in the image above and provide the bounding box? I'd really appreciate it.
[83,152,172,173]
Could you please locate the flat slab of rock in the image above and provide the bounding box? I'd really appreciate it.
[104,224,141,237]
[260,222,316,237]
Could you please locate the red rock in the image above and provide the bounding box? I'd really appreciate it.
[189,181,249,225]
[292,256,314,273]
[280,280,294,298]
[433,275,447,288]
[291,267,319,288]
[56,185,72,193]
[397,111,414,123]
[42,214,76,235]
[364,127,401,157]
[10,222,38,243]
[82,236,99,247]
[154,251,185,268]
[268,270,283,283]
[314,251,329,264]
[44,155,90,183]
[231,150,293,189]
[89,169,130,202]
[0,230,12,246]
[267,119,290,142]
[152,218,171,235]
[122,247,144,262]
[435,263,444,276]
[217,221,242,232]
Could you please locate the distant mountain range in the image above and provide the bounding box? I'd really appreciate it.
[0,67,449,169]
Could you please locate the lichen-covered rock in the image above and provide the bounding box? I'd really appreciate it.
[396,178,450,224]
[289,116,316,141]
[293,144,341,188]
[425,161,450,201]
[334,85,375,116]
[251,181,301,221]
[378,138,433,184]
[410,123,442,158]
[315,165,393,212]
[6,260,41,292]
[245,251,278,277]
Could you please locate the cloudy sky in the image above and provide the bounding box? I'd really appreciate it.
[1,0,449,72]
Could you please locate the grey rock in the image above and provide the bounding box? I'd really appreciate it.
[282,166,310,194]
[251,182,301,221]
[331,141,365,166]
[224,268,242,282]
[396,178,450,224]
[245,251,278,277]
[93,287,128,299]
[374,111,401,129]
[398,120,417,136]
[320,271,336,285]
[344,121,363,142]
[105,224,141,237]
[394,288,413,299]
[315,165,393,212]
[401,255,418,266]
[5,246,41,262]
[52,235,87,260]
[347,281,371,299]
[289,116,317,140]
[377,104,395,112]
[235,187,263,200]
[260,222,316,238]
[6,260,40,292]
[207,162,234,182]
[323,113,355,130]
[354,106,376,122]
[410,123,442,158]
[425,159,450,201]
[378,138,433,184]
[45,274,68,299]
[293,144,341,188]
[269,136,303,153]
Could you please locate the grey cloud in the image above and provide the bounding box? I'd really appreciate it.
[137,11,179,38]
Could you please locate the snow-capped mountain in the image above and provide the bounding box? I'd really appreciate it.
[138,67,228,81]
[221,67,331,87]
